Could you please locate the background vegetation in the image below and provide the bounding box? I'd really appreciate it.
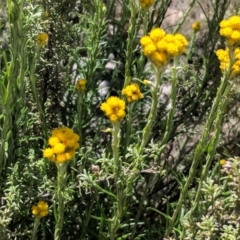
[1,0,240,239]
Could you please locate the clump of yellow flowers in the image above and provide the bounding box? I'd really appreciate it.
[192,21,201,33]
[139,0,155,8]
[32,201,49,218]
[216,48,240,77]
[43,127,79,164]
[140,28,188,67]
[37,32,48,46]
[76,79,87,91]
[216,15,240,78]
[122,83,143,103]
[100,96,126,122]
[219,15,240,46]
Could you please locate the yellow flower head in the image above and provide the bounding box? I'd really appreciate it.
[48,136,60,147]
[139,0,155,8]
[192,21,201,32]
[149,28,165,43]
[52,143,66,154]
[219,15,240,46]
[32,201,49,218]
[43,127,80,164]
[76,79,87,91]
[143,43,156,56]
[37,32,48,46]
[220,159,227,165]
[140,36,153,47]
[43,148,54,158]
[216,47,240,78]
[100,96,126,122]
[122,83,143,103]
[140,28,188,67]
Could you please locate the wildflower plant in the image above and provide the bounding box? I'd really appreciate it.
[31,201,49,240]
[138,27,188,156]
[1,0,240,239]
[43,127,79,239]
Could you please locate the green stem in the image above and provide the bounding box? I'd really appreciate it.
[123,0,138,88]
[173,0,196,34]
[123,103,133,160]
[109,122,123,239]
[142,8,148,35]
[157,58,179,164]
[76,92,83,144]
[31,217,40,240]
[29,46,47,144]
[87,0,105,87]
[186,33,196,62]
[138,66,164,154]
[54,163,68,240]
[136,7,149,77]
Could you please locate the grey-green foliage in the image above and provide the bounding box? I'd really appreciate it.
[1,0,240,239]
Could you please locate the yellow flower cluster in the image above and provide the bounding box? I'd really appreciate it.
[220,159,227,166]
[192,21,201,32]
[100,96,126,122]
[139,0,155,8]
[140,28,188,67]
[219,16,240,46]
[76,79,87,91]
[122,83,143,103]
[43,127,80,164]
[32,201,49,218]
[37,32,48,46]
[216,47,240,78]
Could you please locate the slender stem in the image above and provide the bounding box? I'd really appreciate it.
[123,103,133,160]
[54,163,68,240]
[138,66,163,154]
[186,33,196,62]
[31,217,40,240]
[87,0,105,87]
[142,8,149,35]
[173,0,196,34]
[29,46,47,144]
[123,0,138,88]
[136,8,149,77]
[109,122,123,239]
[77,92,83,144]
[157,58,179,164]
